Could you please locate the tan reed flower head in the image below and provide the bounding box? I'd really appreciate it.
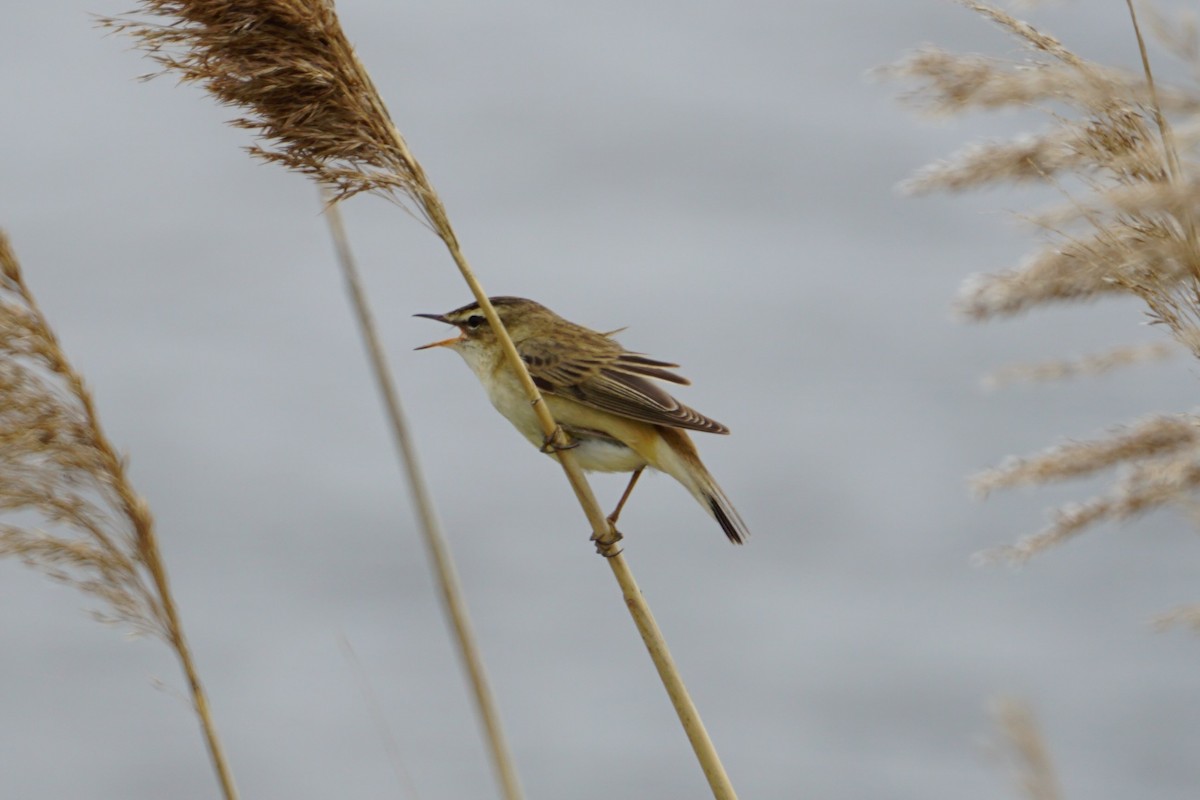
[972,414,1200,562]
[0,231,167,637]
[889,3,1200,323]
[102,1,435,212]
[890,3,1200,571]
[973,413,1200,496]
[980,451,1200,564]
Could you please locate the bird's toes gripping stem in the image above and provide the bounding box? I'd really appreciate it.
[539,428,578,454]
[591,524,624,558]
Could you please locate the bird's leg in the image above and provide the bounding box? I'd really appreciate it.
[607,467,644,528]
[590,469,642,557]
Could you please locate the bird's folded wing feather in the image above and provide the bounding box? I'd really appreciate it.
[518,336,729,434]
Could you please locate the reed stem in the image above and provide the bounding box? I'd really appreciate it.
[605,554,738,798]
[321,192,525,800]
[140,527,240,800]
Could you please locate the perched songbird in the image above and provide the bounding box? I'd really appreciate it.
[415,296,749,543]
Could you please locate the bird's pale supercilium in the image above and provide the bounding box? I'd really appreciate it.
[415,296,749,544]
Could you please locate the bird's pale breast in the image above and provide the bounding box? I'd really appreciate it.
[482,359,651,473]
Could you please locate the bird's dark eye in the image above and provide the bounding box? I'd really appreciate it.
[465,315,486,329]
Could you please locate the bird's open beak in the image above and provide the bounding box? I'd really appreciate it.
[413,313,462,350]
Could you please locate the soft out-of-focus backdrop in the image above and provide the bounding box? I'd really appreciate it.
[4,2,1200,798]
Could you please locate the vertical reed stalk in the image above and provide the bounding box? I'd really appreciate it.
[321,192,524,800]
[993,699,1062,800]
[138,519,239,800]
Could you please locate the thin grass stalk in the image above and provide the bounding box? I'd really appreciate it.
[106,4,738,796]
[605,554,734,795]
[321,191,524,800]
[339,635,421,797]
[992,699,1062,800]
[1128,0,1184,185]
[137,517,239,800]
[1126,0,1200,267]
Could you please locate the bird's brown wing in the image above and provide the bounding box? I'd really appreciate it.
[517,334,730,434]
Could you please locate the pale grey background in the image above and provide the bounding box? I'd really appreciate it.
[3,2,1200,799]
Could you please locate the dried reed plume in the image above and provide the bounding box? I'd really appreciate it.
[105,2,738,797]
[889,2,1200,563]
[104,1,435,213]
[0,231,237,798]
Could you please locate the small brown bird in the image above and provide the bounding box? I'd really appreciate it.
[416,296,749,543]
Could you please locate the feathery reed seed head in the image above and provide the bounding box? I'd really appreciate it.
[893,3,1200,561]
[0,230,167,636]
[103,1,435,212]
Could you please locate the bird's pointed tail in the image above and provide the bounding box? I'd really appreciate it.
[654,427,750,544]
[702,479,750,545]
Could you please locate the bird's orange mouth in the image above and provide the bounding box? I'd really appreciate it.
[414,334,463,350]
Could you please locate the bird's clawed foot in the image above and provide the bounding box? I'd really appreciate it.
[592,524,624,558]
[539,429,578,454]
